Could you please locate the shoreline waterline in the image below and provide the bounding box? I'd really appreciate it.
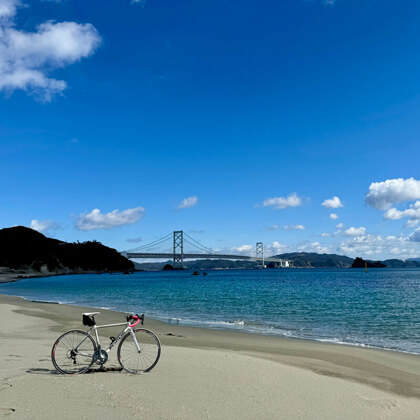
[1,293,420,402]
[1,268,419,355]
[2,292,420,358]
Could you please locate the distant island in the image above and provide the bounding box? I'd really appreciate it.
[351,257,386,268]
[0,226,134,282]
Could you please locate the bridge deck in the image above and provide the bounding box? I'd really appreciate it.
[124,252,287,263]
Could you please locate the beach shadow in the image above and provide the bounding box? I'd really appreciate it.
[26,366,124,375]
[26,368,59,375]
[86,366,124,374]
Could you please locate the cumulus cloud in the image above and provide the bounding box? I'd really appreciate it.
[297,241,330,254]
[336,222,344,229]
[261,193,302,210]
[178,196,198,209]
[340,234,420,259]
[344,226,366,236]
[230,244,253,254]
[30,219,61,234]
[0,0,20,18]
[321,228,342,237]
[265,241,288,255]
[365,178,420,211]
[329,213,339,220]
[0,0,101,100]
[76,207,145,231]
[227,242,288,257]
[383,200,420,227]
[283,224,306,230]
[322,196,343,209]
[266,224,279,231]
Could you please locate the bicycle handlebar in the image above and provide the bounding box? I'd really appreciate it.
[126,313,144,327]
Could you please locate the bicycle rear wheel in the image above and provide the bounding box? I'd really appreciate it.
[117,329,161,373]
[51,330,96,374]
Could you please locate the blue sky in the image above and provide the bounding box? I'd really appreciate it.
[1,0,420,259]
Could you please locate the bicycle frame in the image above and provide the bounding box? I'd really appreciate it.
[73,321,141,356]
[89,321,141,353]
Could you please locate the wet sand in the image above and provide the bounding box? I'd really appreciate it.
[0,294,419,419]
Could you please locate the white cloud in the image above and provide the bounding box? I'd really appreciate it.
[266,224,279,231]
[178,196,198,209]
[365,178,420,211]
[383,200,420,227]
[230,244,253,254]
[0,1,101,101]
[344,226,366,236]
[283,224,306,230]
[297,241,330,254]
[329,213,339,220]
[30,219,61,234]
[265,241,288,255]
[75,207,145,231]
[336,222,344,229]
[322,196,343,209]
[131,0,147,5]
[340,234,420,259]
[409,228,420,243]
[0,0,20,18]
[261,193,302,210]
[321,229,341,238]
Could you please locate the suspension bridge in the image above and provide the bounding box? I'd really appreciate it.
[121,231,290,268]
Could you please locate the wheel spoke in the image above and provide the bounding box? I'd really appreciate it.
[51,330,95,374]
[118,329,160,374]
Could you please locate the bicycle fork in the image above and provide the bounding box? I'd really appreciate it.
[130,330,142,353]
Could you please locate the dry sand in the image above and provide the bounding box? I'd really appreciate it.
[0,294,419,419]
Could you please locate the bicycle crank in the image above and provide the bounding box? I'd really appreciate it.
[93,349,108,365]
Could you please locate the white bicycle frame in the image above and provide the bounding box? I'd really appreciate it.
[84,321,141,354]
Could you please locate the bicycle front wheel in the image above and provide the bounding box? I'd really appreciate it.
[51,330,96,374]
[117,329,161,373]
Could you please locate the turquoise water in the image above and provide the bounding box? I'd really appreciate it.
[1,268,419,354]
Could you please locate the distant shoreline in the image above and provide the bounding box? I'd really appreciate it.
[0,269,133,284]
[3,265,419,285]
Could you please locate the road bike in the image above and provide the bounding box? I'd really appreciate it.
[51,312,161,374]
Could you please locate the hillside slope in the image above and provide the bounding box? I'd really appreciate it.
[0,226,134,275]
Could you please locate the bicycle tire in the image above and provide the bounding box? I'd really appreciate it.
[117,329,161,373]
[51,329,96,374]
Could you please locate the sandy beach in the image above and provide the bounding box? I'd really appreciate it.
[0,294,419,419]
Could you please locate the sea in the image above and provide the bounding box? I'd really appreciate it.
[1,268,419,354]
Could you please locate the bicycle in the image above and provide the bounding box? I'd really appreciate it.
[51,312,161,374]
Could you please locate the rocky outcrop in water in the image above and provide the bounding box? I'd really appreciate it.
[351,257,386,268]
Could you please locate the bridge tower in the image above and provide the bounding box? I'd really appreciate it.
[173,231,184,268]
[256,242,264,268]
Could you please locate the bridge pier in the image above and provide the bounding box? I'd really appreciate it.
[173,230,184,268]
[256,242,265,268]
